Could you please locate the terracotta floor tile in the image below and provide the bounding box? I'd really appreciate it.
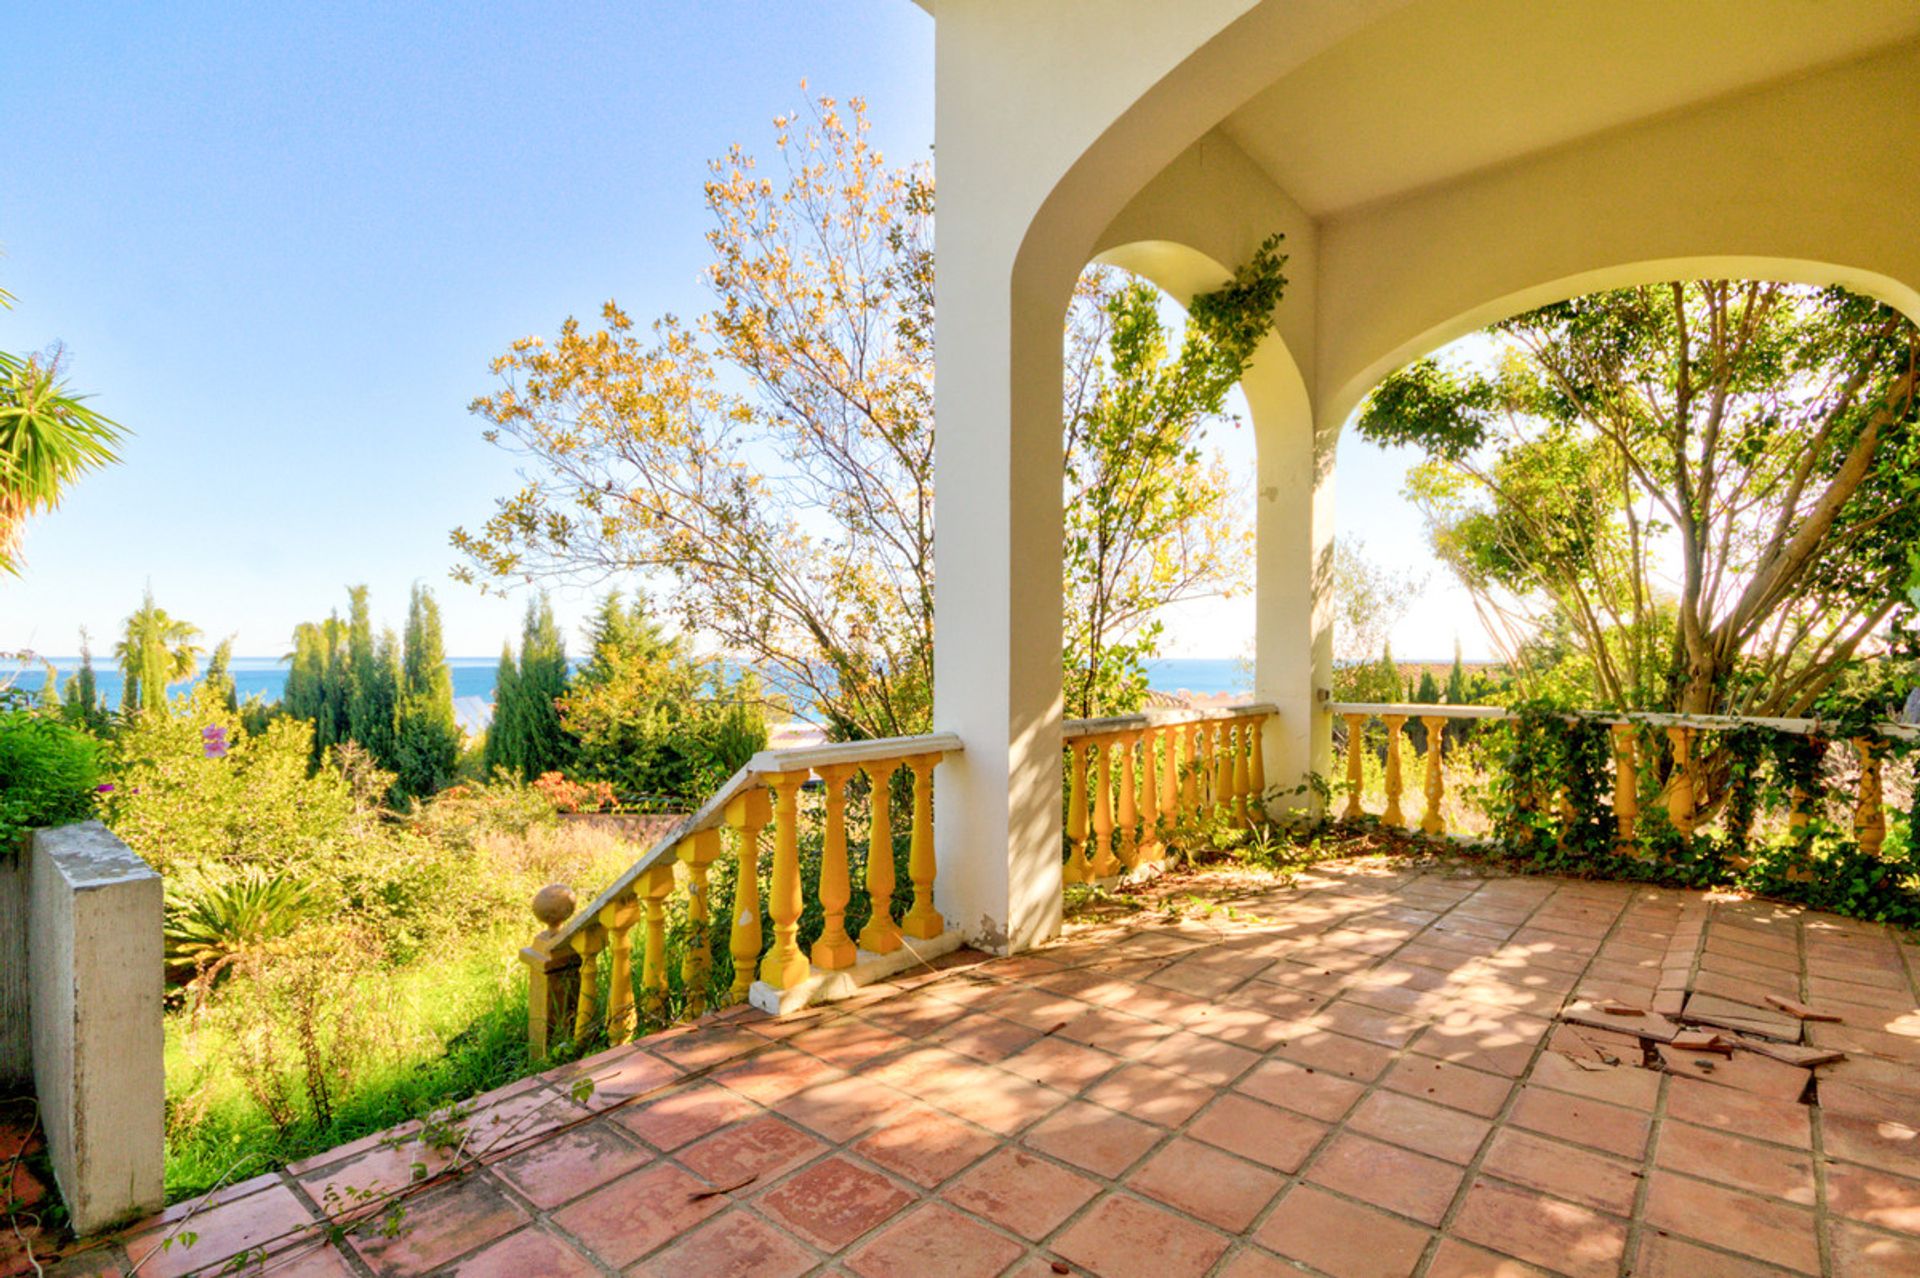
[491,1119,653,1209]
[1347,1089,1492,1164]
[1641,1170,1818,1274]
[1633,1232,1798,1277]
[1269,1027,1397,1082]
[1664,1075,1809,1148]
[1253,1183,1429,1278]
[1125,1136,1285,1232]
[550,1162,728,1267]
[782,1074,917,1144]
[678,1113,825,1185]
[1082,1061,1216,1127]
[755,1155,914,1250]
[629,1209,817,1278]
[123,1183,318,1278]
[788,1017,917,1069]
[999,1034,1120,1094]
[1022,1099,1161,1177]
[1478,1128,1640,1217]
[1304,1131,1464,1225]
[930,1012,1044,1063]
[444,1228,599,1278]
[1508,1085,1649,1159]
[853,1102,999,1187]
[1424,1238,1556,1277]
[615,1080,761,1152]
[1133,1028,1260,1086]
[558,1043,682,1110]
[1381,1054,1513,1118]
[1829,1220,1920,1276]
[846,1202,1025,1278]
[1234,1056,1366,1121]
[648,1024,766,1070]
[1449,1176,1628,1278]
[1826,1161,1920,1236]
[1185,1092,1329,1173]
[1213,1246,1302,1278]
[1654,1120,1815,1204]
[945,1148,1100,1240]
[1823,1112,1920,1179]
[711,1045,849,1106]
[349,1174,529,1276]
[1527,1048,1662,1111]
[1051,1193,1229,1278]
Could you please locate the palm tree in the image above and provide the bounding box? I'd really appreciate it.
[1,286,126,572]
[116,590,202,715]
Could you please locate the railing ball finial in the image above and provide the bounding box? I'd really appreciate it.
[532,883,577,935]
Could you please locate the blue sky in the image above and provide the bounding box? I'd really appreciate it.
[1,2,1481,662]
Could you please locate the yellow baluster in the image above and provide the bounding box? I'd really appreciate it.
[571,922,604,1042]
[1091,738,1118,878]
[1064,740,1089,884]
[1247,715,1267,821]
[859,761,903,954]
[758,771,811,991]
[522,883,578,1063]
[1382,714,1407,827]
[1137,728,1161,864]
[812,763,858,970]
[1117,731,1139,870]
[1233,720,1252,825]
[1182,721,1203,816]
[1211,722,1232,819]
[1420,715,1447,835]
[677,829,722,1018]
[1161,724,1181,832]
[639,864,674,1025]
[902,754,944,940]
[1611,724,1638,855]
[726,787,770,1005]
[599,891,640,1044]
[1666,726,1696,839]
[1342,714,1366,820]
[1854,737,1887,857]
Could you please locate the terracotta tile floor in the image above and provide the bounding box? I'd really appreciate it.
[48,863,1920,1277]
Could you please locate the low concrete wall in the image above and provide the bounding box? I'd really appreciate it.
[28,821,165,1235]
[1,842,30,1089]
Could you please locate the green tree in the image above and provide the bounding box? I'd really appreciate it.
[345,587,400,768]
[204,637,239,712]
[456,96,1282,737]
[1445,641,1467,705]
[115,590,202,716]
[35,660,62,713]
[485,595,571,779]
[1415,669,1439,703]
[0,287,126,573]
[61,630,108,733]
[393,584,459,800]
[1360,281,1920,716]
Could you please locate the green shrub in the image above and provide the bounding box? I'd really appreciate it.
[0,708,99,847]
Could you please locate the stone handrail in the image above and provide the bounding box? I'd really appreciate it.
[1061,703,1278,882]
[1328,700,1914,852]
[521,732,962,1059]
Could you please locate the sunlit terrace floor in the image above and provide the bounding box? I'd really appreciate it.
[66,858,1920,1277]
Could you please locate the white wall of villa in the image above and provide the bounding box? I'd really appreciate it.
[921,0,1920,952]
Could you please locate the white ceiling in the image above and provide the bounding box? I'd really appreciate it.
[1219,0,1920,217]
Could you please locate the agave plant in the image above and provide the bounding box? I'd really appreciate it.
[165,867,319,1005]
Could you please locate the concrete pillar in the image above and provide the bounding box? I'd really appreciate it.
[29,821,164,1235]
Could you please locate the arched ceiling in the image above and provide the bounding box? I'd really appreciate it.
[1220,0,1920,217]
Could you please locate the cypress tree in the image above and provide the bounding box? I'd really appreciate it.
[1446,639,1467,705]
[1416,669,1440,704]
[37,660,61,712]
[483,641,519,777]
[62,630,106,733]
[205,637,239,711]
[394,584,459,799]
[345,586,400,767]
[485,594,572,780]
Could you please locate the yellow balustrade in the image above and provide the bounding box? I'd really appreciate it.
[1161,725,1181,832]
[726,788,770,1006]
[1248,716,1266,821]
[1854,738,1887,857]
[1420,716,1446,835]
[859,762,903,954]
[599,892,640,1044]
[1091,738,1118,878]
[759,771,810,991]
[812,764,859,970]
[1666,726,1696,839]
[1065,741,1090,884]
[1206,723,1228,819]
[1611,724,1638,854]
[1117,732,1140,870]
[1232,721,1252,825]
[522,883,579,1064]
[902,754,944,939]
[1183,721,1204,814]
[677,829,722,1017]
[1382,714,1407,827]
[639,864,673,1023]
[571,922,605,1042]
[1342,713,1366,820]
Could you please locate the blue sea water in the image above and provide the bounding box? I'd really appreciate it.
[8,654,1253,710]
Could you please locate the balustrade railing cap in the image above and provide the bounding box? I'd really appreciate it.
[1326,701,1919,739]
[1064,701,1278,739]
